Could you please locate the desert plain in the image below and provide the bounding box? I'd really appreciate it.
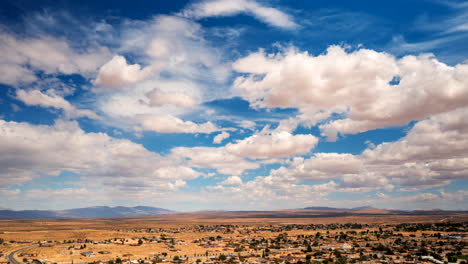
[1,210,467,264]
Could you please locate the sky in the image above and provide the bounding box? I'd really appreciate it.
[0,0,468,211]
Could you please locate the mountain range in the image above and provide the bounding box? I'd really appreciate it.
[303,206,376,211]
[0,206,173,219]
[1,205,463,219]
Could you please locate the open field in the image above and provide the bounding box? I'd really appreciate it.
[1,210,467,264]
[2,209,468,232]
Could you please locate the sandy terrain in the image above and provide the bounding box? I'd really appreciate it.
[1,210,467,263]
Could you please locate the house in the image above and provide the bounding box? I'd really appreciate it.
[342,243,352,250]
[422,256,444,264]
[81,251,94,257]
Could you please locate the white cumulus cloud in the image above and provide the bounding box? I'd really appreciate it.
[138,114,221,134]
[94,55,157,88]
[0,119,197,195]
[221,175,243,185]
[16,89,101,120]
[213,131,230,144]
[181,0,298,29]
[233,46,468,140]
[0,30,111,86]
[226,126,318,159]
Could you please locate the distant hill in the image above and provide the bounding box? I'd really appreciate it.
[303,206,392,214]
[303,206,383,211]
[303,206,343,211]
[0,206,173,219]
[351,206,375,211]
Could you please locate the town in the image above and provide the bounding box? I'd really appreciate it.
[1,222,467,264]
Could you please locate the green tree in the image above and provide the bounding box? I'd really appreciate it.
[336,257,347,264]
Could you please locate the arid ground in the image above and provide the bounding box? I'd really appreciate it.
[1,210,467,264]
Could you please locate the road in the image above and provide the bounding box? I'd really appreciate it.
[6,245,36,264]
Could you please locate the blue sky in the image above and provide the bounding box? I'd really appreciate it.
[1,0,468,211]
